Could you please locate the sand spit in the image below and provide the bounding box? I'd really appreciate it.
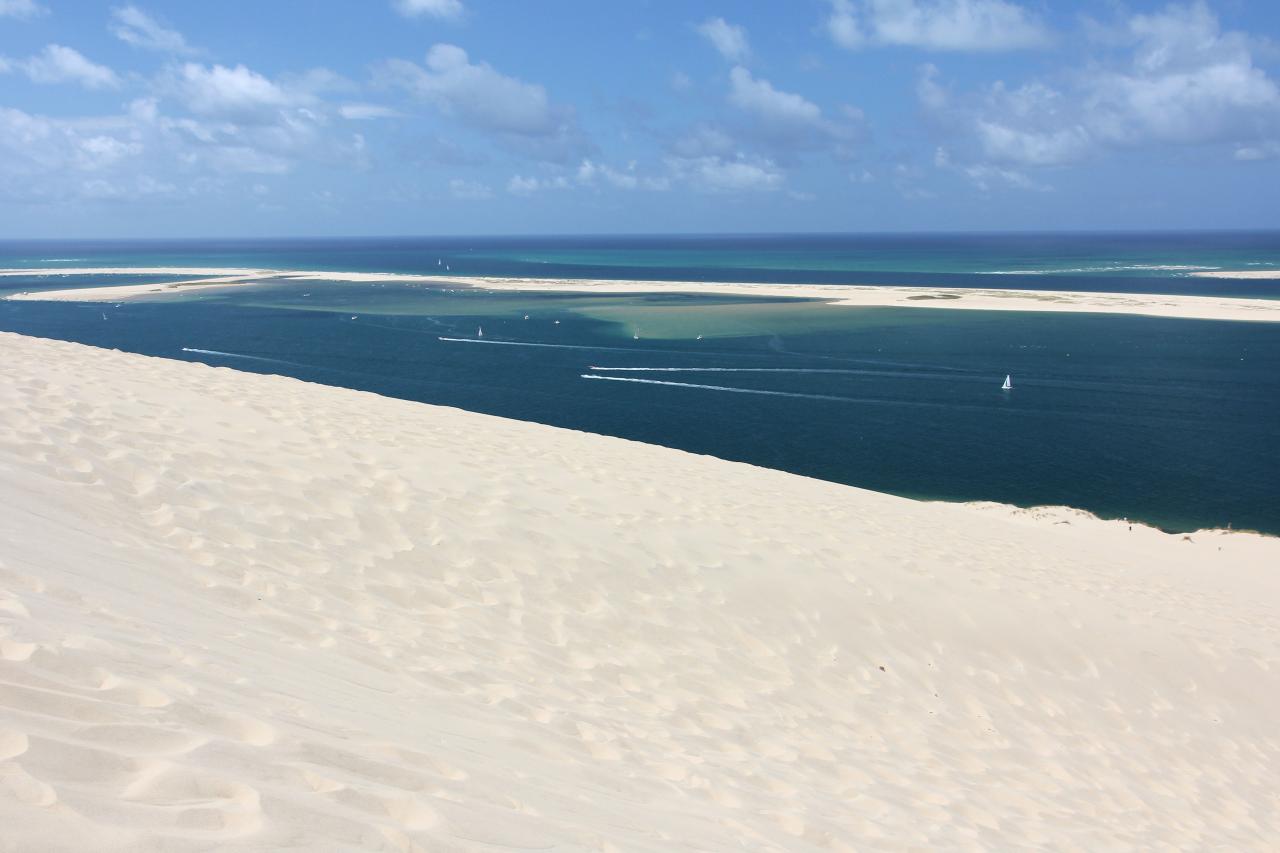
[464,275,1280,322]
[4,266,1280,322]
[1190,270,1280,279]
[0,331,1278,851]
[0,267,443,302]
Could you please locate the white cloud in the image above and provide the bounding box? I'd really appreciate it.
[728,66,822,126]
[891,163,936,199]
[339,103,402,120]
[1235,142,1280,161]
[75,135,143,170]
[825,0,1048,52]
[78,175,176,201]
[173,63,298,118]
[394,0,463,20]
[129,97,159,122]
[152,64,344,175]
[0,106,153,202]
[974,118,1091,167]
[666,155,784,192]
[670,123,736,159]
[110,5,195,54]
[920,3,1280,171]
[916,63,947,109]
[1084,2,1280,149]
[448,178,492,199]
[723,67,863,155]
[825,0,865,49]
[9,45,120,89]
[0,0,45,19]
[576,159,669,191]
[0,107,57,173]
[382,44,557,136]
[961,163,1049,191]
[381,44,587,161]
[0,64,360,207]
[507,174,569,194]
[696,17,749,63]
[199,145,291,174]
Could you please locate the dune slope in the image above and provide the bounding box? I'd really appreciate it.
[0,332,1277,851]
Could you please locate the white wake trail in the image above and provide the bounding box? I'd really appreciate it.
[580,373,858,402]
[181,348,299,367]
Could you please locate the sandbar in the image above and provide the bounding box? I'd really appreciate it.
[4,266,1279,322]
[1190,269,1280,279]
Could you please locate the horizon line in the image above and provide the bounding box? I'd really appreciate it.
[3,227,1280,243]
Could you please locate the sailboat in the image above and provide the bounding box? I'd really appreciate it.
[1001,374,1013,390]
[477,326,483,337]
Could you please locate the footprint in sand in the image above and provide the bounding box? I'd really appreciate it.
[70,723,207,756]
[170,705,277,746]
[122,767,264,836]
[0,729,30,761]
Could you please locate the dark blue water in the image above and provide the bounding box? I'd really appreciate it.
[3,267,1277,534]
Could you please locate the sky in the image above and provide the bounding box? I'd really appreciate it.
[2,0,1279,237]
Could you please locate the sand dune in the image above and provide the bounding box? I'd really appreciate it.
[5,266,1280,322]
[1,331,1278,851]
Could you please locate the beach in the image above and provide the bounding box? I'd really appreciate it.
[2,330,1278,851]
[6,267,1280,323]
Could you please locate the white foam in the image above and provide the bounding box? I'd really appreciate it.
[181,347,295,367]
[581,373,858,402]
[437,336,648,354]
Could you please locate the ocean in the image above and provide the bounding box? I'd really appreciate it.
[2,232,1278,533]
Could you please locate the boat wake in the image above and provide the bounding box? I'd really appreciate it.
[587,365,993,382]
[439,336,619,352]
[180,347,300,367]
[438,335,686,355]
[581,373,858,402]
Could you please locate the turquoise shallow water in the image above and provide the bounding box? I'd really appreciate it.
[3,241,1277,535]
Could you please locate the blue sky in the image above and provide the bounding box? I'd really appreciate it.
[2,0,1279,237]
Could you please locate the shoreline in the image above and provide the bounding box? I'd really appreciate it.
[4,265,1280,322]
[3,330,1278,849]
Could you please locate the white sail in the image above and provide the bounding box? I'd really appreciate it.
[477,326,483,337]
[1002,374,1012,390]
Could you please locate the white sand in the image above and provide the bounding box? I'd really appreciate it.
[0,266,272,278]
[1190,270,1280,279]
[1,332,1278,851]
[462,276,1280,322]
[5,266,1280,322]
[0,268,443,302]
